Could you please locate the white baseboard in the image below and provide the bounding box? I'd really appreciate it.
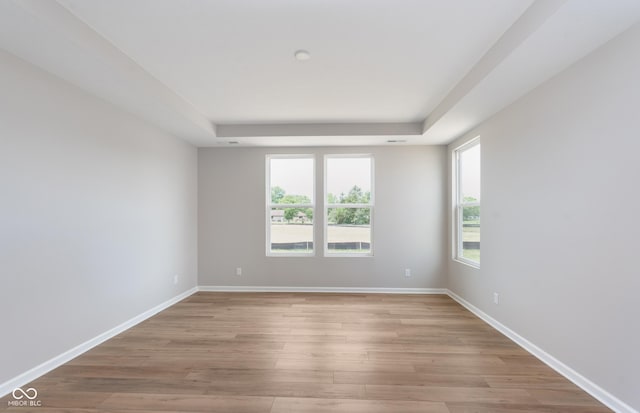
[0,287,198,399]
[446,289,637,413]
[197,285,447,294]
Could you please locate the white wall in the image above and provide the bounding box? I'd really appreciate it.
[199,146,446,289]
[448,24,640,410]
[0,50,198,385]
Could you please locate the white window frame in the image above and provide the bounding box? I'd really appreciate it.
[453,137,480,268]
[266,154,315,257]
[324,154,374,257]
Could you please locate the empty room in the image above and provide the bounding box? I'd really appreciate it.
[1,0,639,412]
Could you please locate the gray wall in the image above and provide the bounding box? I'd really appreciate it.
[448,24,640,410]
[0,50,198,384]
[199,146,446,288]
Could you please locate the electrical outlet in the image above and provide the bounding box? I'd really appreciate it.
[236,267,242,276]
[404,268,411,277]
[173,274,179,285]
[493,292,500,305]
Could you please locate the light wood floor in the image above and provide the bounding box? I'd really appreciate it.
[1,292,610,412]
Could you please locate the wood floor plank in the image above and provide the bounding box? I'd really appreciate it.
[234,333,348,343]
[270,397,449,413]
[203,382,366,399]
[0,292,612,412]
[484,375,580,390]
[142,357,279,370]
[274,358,417,373]
[527,388,609,406]
[445,402,612,413]
[333,371,489,387]
[99,393,274,412]
[364,384,538,404]
[47,365,191,380]
[413,361,557,376]
[185,368,333,384]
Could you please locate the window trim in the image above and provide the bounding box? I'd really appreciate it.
[323,154,375,257]
[265,154,316,257]
[453,137,480,268]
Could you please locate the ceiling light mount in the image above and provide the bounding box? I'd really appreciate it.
[294,50,311,61]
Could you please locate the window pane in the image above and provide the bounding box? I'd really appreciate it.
[270,158,314,203]
[270,208,313,253]
[327,207,371,254]
[460,144,480,203]
[462,205,480,263]
[326,157,371,204]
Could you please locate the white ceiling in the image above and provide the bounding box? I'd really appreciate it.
[1,0,639,146]
[55,0,531,124]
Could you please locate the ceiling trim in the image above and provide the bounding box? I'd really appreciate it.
[216,122,423,138]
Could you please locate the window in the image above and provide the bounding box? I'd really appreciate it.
[454,139,480,266]
[325,155,374,256]
[266,155,315,256]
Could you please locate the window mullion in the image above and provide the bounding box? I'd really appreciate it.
[326,203,371,209]
[269,204,314,208]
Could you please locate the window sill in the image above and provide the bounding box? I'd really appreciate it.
[267,253,315,258]
[325,253,374,258]
[453,257,480,269]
